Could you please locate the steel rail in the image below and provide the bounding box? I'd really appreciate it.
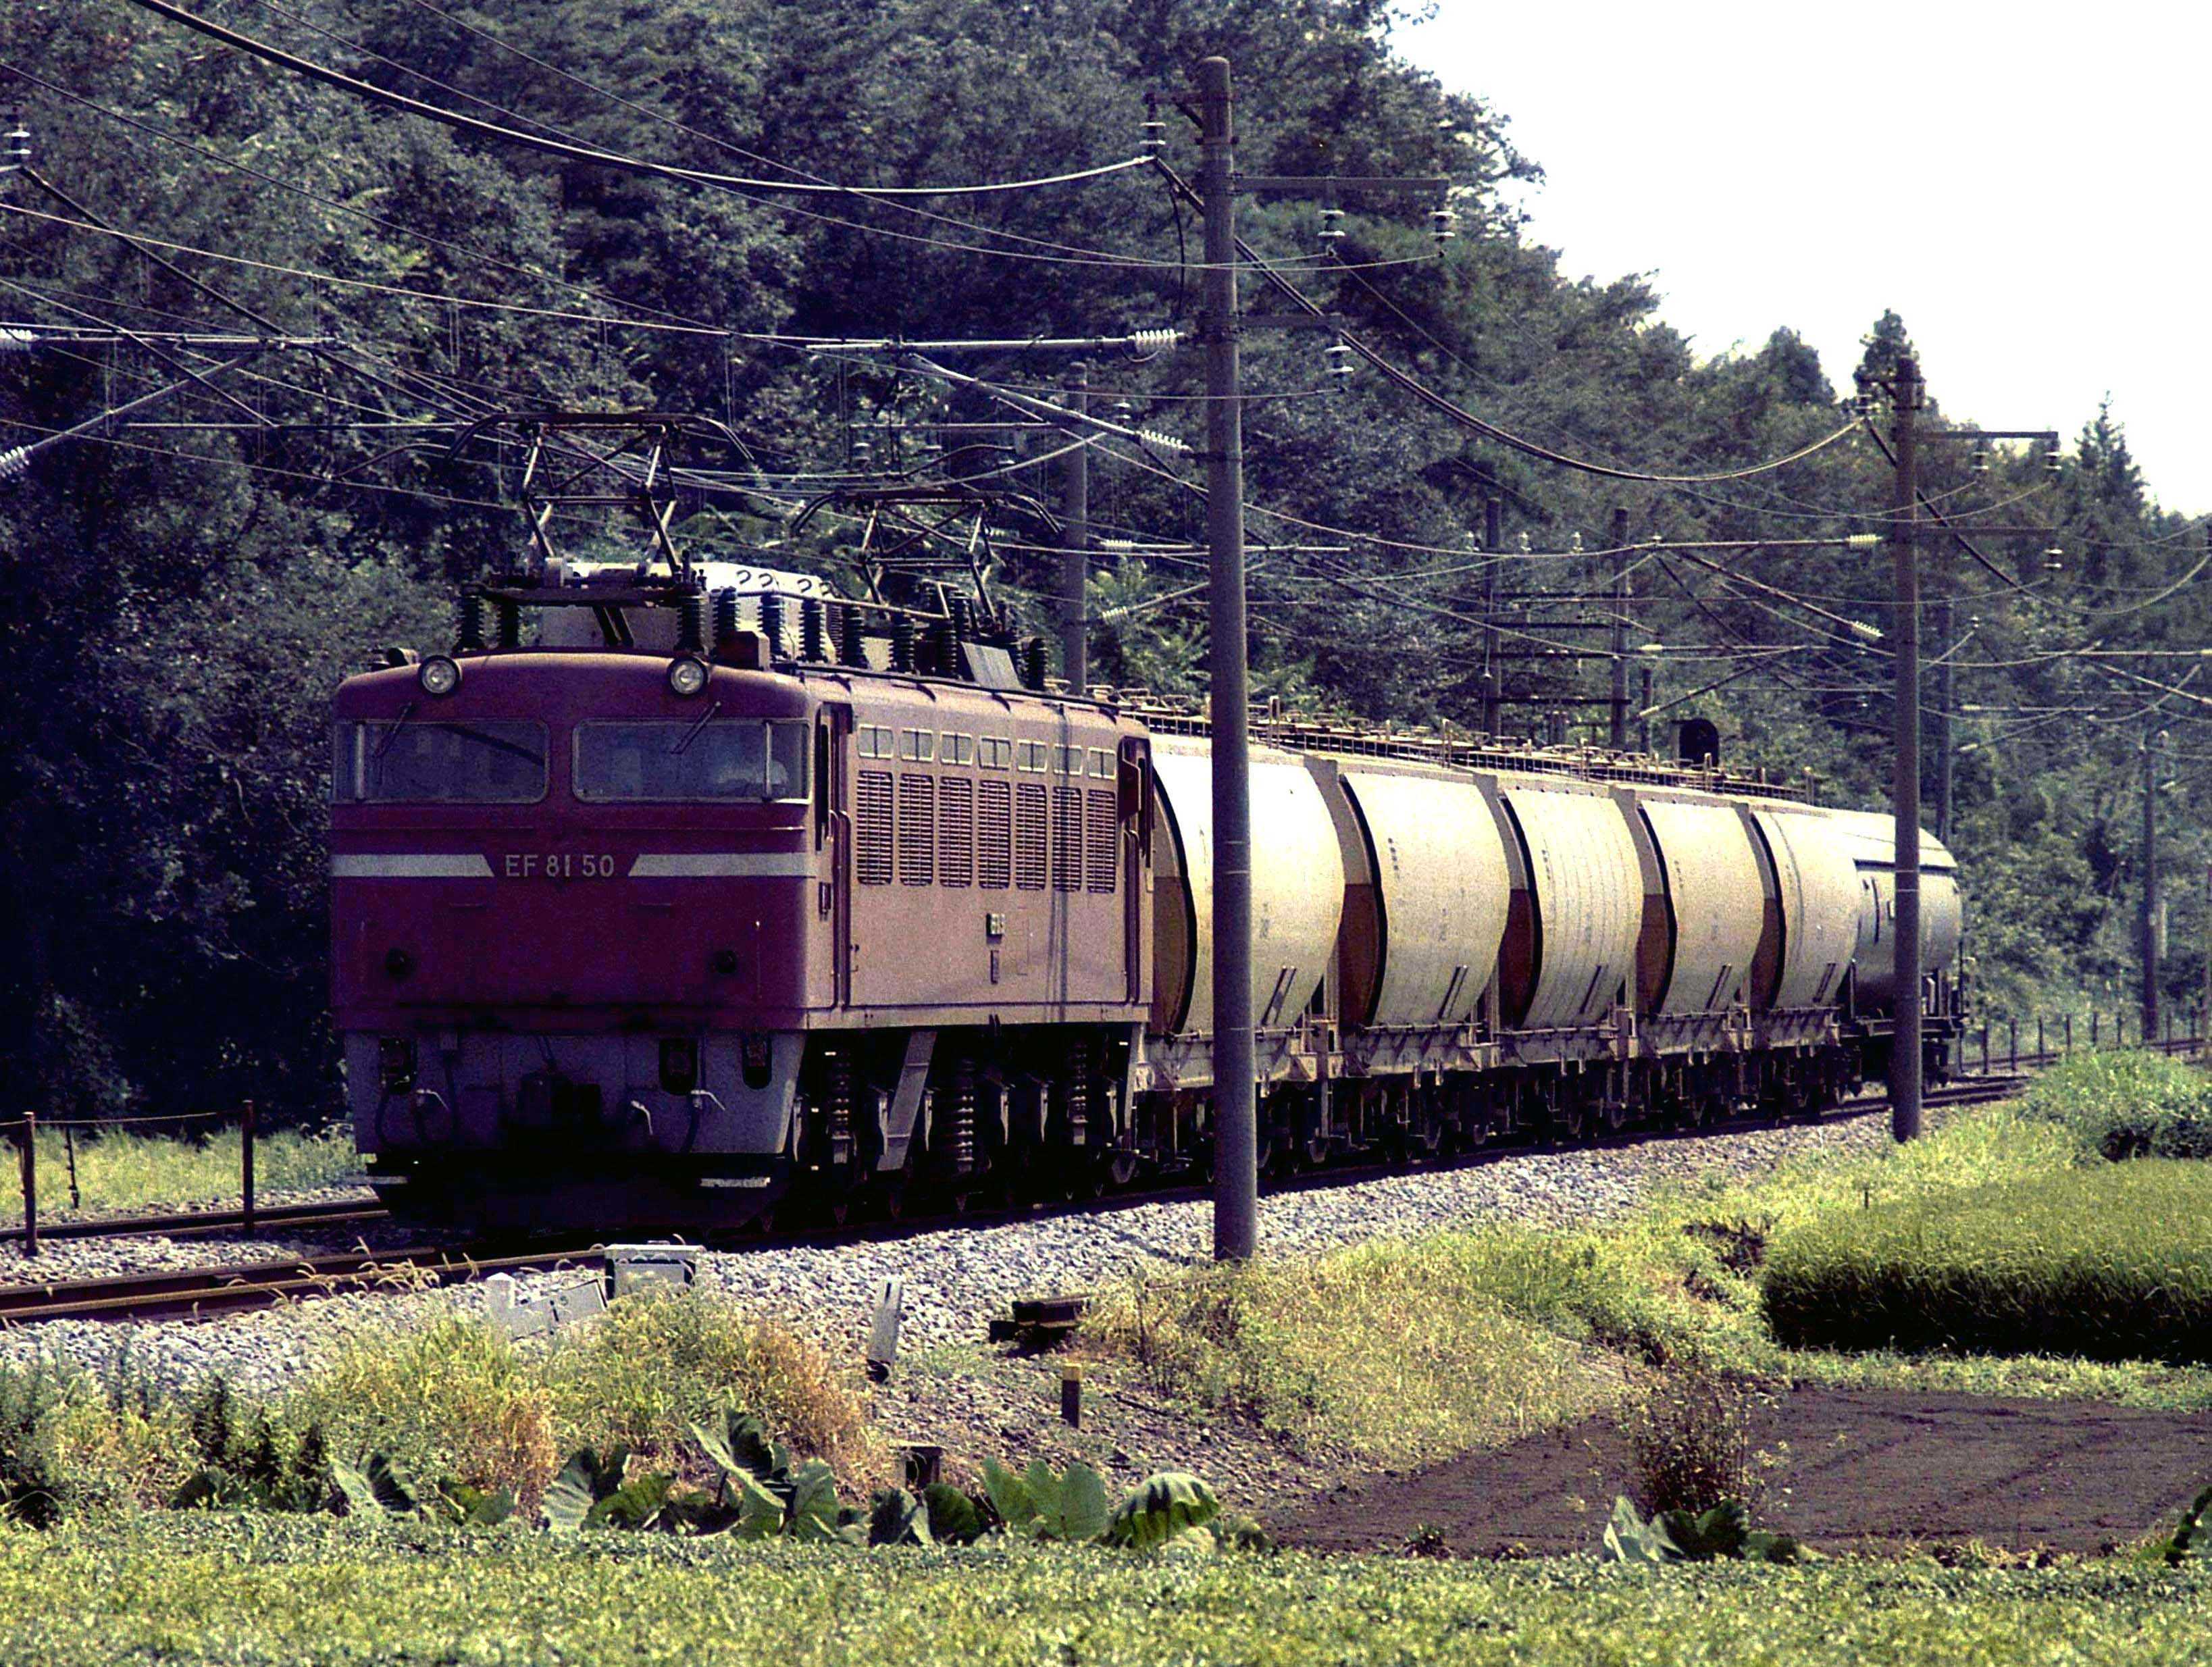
[0,1240,606,1325]
[1,1196,385,1247]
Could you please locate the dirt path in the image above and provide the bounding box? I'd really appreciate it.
[1270,1385,2212,1556]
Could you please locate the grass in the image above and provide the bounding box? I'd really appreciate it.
[1085,1229,1651,1463]
[1761,1162,2212,1362]
[2017,1050,2212,1160]
[0,1517,2208,1666]
[1081,1102,2212,1464]
[0,1124,360,1224]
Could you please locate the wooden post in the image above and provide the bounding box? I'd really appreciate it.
[18,1110,36,1260]
[1980,1026,1989,1073]
[240,1099,257,1237]
[1060,1360,1083,1429]
[2009,1017,2018,1070]
[2065,1012,2074,1054]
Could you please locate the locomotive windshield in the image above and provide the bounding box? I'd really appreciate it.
[574,720,809,802]
[334,720,547,803]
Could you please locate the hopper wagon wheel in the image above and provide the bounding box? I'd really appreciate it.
[1072,1150,1109,1200]
[1106,1146,1141,1189]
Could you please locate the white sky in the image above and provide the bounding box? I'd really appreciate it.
[1396,2,2211,514]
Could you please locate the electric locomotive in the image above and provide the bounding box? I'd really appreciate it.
[332,564,1963,1229]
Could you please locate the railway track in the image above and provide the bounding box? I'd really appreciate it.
[2,1196,385,1248]
[0,1239,605,1326]
[0,1056,2167,1327]
[14,1035,2199,1254]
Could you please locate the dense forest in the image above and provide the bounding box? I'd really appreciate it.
[3,0,2203,1123]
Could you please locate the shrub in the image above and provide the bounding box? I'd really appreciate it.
[1762,1160,2212,1362]
[540,1286,879,1485]
[0,1356,191,1519]
[2019,1050,2212,1160]
[286,1317,561,1506]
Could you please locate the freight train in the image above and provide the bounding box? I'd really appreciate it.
[331,564,1964,1228]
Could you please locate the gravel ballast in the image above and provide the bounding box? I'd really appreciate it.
[0,1106,1900,1397]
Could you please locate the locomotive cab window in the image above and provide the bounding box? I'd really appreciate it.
[574,721,809,802]
[335,721,547,803]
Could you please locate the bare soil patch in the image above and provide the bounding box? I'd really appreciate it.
[1270,1385,2212,1556]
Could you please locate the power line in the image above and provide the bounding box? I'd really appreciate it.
[1152,158,1867,486]
[121,0,1154,200]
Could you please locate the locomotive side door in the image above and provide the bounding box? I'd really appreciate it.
[1120,736,1152,1006]
[817,701,854,1008]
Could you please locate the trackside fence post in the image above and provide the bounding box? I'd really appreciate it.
[2009,1018,2017,1070]
[18,1111,36,1260]
[241,1100,257,1237]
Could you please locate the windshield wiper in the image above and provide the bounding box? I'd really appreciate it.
[370,701,417,761]
[669,700,722,756]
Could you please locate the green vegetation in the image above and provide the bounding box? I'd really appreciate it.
[1085,1104,2212,1461]
[0,1125,359,1225]
[2020,1050,2212,1160]
[0,1287,878,1519]
[6,1,2206,1128]
[1761,1162,2212,1364]
[2,1518,2211,1666]
[1087,1229,1647,1463]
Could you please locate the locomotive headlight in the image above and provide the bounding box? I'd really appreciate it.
[418,655,462,697]
[667,655,710,698]
[659,1038,699,1094]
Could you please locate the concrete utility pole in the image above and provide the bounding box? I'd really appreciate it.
[1888,353,1924,1143]
[1607,505,1631,750]
[1932,594,1953,844]
[2143,722,2163,1043]
[1197,55,1257,1262]
[1058,361,1089,691]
